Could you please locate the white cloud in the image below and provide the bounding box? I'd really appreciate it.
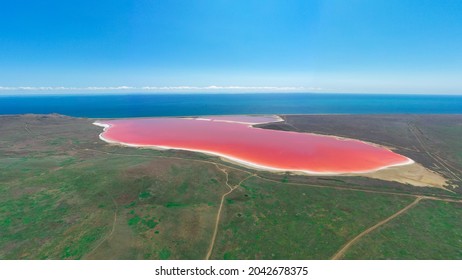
[0,86,323,92]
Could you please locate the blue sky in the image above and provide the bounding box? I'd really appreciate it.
[1,0,461,94]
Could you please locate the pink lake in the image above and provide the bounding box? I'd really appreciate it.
[94,115,412,174]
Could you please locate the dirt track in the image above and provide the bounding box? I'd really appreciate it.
[331,197,423,260]
[205,166,254,260]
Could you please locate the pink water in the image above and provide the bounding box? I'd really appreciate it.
[95,116,412,174]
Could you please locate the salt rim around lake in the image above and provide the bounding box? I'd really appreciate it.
[93,115,415,175]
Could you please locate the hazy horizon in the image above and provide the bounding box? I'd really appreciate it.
[1,88,462,96]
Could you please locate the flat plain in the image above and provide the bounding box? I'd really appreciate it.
[0,114,461,259]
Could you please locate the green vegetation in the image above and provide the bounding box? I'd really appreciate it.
[159,248,171,260]
[343,200,462,259]
[211,176,414,259]
[421,124,462,167]
[0,149,225,259]
[165,202,187,208]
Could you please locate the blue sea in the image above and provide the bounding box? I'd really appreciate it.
[1,93,462,118]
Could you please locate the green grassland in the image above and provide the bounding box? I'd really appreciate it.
[414,117,462,168]
[0,152,226,259]
[1,114,461,259]
[211,176,414,259]
[343,200,462,259]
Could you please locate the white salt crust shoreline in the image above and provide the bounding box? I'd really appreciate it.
[93,117,415,175]
[183,115,285,125]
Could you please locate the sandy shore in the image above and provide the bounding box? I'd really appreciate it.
[357,162,448,189]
